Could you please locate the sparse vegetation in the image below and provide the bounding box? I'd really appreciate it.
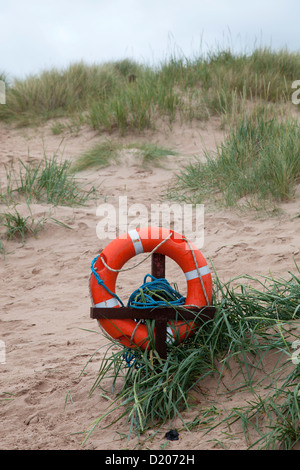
[72,140,177,171]
[0,206,46,241]
[83,267,300,449]
[1,154,96,206]
[0,154,96,250]
[165,111,300,210]
[1,46,300,449]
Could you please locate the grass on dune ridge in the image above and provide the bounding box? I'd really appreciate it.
[2,46,300,212]
[1,47,300,131]
[2,46,300,211]
[1,154,96,206]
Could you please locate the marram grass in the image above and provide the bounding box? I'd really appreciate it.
[0,154,96,251]
[0,206,46,241]
[0,154,96,206]
[0,204,72,244]
[1,47,300,132]
[72,140,177,172]
[81,266,300,449]
[165,112,300,211]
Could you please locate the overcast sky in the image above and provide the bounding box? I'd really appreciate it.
[1,0,299,79]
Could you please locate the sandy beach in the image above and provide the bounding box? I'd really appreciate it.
[0,116,299,450]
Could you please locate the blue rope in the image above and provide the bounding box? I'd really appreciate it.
[91,256,186,368]
[127,274,186,309]
[90,255,124,306]
[91,257,185,309]
[122,348,144,369]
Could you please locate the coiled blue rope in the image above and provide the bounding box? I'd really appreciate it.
[91,256,186,368]
[91,257,185,309]
[127,274,186,309]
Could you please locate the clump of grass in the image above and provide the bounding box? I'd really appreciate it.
[72,140,177,172]
[83,337,216,445]
[81,267,300,448]
[0,154,95,253]
[0,206,47,241]
[72,140,122,171]
[130,143,177,167]
[1,154,96,206]
[0,204,73,246]
[0,60,144,125]
[87,71,157,133]
[165,112,300,210]
[220,370,300,450]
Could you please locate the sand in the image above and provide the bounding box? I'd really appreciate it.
[0,117,299,450]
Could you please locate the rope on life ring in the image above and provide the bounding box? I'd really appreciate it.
[89,226,212,350]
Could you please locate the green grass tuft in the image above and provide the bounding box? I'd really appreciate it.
[0,206,46,241]
[72,140,122,171]
[72,141,177,172]
[0,204,73,246]
[0,154,96,251]
[1,155,96,206]
[165,112,300,210]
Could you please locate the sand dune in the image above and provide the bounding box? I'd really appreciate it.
[0,118,299,450]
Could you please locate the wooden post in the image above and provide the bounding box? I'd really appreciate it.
[151,253,167,358]
[90,252,216,360]
[155,318,168,359]
[151,252,165,279]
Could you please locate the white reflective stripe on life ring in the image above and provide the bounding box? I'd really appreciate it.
[94,297,119,308]
[184,265,210,281]
[128,229,144,255]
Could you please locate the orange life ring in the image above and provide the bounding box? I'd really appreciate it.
[90,226,212,350]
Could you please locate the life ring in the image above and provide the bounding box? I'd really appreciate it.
[90,226,212,350]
